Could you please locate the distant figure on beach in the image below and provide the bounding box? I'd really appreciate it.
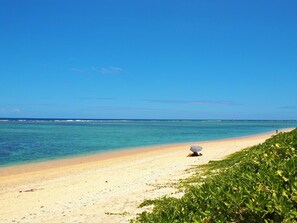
[187,145,203,157]
[276,129,279,134]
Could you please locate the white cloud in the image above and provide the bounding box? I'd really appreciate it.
[12,108,21,113]
[70,67,87,73]
[0,108,21,113]
[280,106,297,109]
[99,66,123,75]
[144,99,237,106]
[71,66,123,75]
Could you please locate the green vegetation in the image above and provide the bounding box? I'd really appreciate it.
[131,129,297,223]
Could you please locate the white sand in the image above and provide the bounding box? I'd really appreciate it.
[0,129,291,223]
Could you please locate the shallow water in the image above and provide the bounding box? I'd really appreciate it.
[0,119,296,167]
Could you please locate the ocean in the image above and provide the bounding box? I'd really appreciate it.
[0,119,296,167]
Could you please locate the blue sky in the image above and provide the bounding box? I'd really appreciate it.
[0,0,296,119]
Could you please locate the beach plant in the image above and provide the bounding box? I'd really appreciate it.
[131,128,297,223]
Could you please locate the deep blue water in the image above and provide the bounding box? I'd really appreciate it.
[0,119,296,167]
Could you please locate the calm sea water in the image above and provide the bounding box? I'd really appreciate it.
[0,119,296,167]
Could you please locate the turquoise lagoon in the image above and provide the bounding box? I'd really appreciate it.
[0,119,296,167]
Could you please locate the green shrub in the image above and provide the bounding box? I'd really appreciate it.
[131,128,297,223]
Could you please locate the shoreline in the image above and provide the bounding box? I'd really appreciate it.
[0,128,292,178]
[0,128,294,223]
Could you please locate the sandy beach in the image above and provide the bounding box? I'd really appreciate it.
[0,129,292,223]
